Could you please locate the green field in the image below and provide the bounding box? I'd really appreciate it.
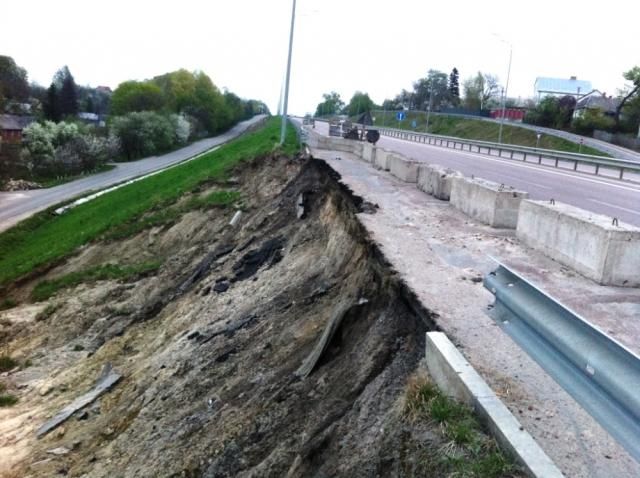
[0,117,299,289]
[371,111,608,156]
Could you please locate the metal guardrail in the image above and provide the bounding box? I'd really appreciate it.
[378,126,640,181]
[484,262,640,462]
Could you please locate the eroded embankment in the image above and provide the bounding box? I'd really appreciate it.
[0,154,471,477]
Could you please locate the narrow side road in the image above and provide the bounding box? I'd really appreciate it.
[0,115,266,232]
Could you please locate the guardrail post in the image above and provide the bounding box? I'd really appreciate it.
[538,154,542,164]
[574,160,578,171]
[555,158,559,167]
[595,164,600,175]
[523,152,527,161]
[510,150,514,159]
[619,168,624,180]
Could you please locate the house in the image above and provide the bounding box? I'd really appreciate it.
[573,90,620,118]
[534,76,592,101]
[0,114,34,144]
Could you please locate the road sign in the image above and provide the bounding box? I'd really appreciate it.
[411,120,417,128]
[396,111,406,121]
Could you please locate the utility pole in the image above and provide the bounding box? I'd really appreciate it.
[425,88,433,133]
[280,0,297,145]
[497,41,512,144]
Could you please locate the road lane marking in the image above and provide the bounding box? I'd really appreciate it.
[383,136,640,194]
[588,199,640,217]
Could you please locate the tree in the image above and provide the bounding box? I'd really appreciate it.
[0,55,29,111]
[110,80,164,115]
[413,70,449,111]
[614,66,640,129]
[345,91,376,117]
[44,83,61,122]
[52,66,78,117]
[448,68,460,106]
[462,72,499,110]
[314,91,344,117]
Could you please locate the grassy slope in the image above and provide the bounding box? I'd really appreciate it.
[372,111,608,156]
[0,117,298,288]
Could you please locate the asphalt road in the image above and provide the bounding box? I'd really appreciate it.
[0,115,266,232]
[311,121,640,226]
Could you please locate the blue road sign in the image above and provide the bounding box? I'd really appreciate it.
[411,120,417,128]
[396,111,406,121]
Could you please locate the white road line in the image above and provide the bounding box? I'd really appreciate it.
[589,199,640,217]
[384,137,640,194]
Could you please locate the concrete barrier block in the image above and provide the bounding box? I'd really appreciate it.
[417,164,462,201]
[516,200,640,286]
[425,332,563,478]
[361,143,376,163]
[388,154,420,182]
[374,149,391,171]
[450,177,528,228]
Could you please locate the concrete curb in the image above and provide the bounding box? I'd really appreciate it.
[425,331,564,478]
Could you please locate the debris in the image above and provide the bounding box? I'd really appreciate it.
[295,301,358,379]
[232,237,285,282]
[229,210,242,226]
[47,447,70,456]
[36,364,122,438]
[296,193,306,219]
[213,281,230,293]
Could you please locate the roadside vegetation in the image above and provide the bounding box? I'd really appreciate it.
[0,117,298,288]
[404,374,520,477]
[0,55,269,186]
[371,111,607,156]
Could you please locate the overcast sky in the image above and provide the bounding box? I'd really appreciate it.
[2,0,639,115]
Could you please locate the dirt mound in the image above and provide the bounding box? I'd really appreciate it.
[0,155,443,477]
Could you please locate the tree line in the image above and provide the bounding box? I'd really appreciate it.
[0,55,269,180]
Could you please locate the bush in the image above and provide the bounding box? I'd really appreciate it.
[22,121,116,176]
[110,111,177,160]
[572,110,615,136]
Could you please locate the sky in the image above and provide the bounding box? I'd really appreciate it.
[2,0,639,115]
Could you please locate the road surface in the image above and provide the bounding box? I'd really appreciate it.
[311,121,640,226]
[0,115,266,232]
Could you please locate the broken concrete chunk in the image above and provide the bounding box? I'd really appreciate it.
[47,447,70,456]
[229,210,242,226]
[36,364,122,438]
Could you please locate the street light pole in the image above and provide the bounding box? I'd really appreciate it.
[497,42,512,144]
[280,0,297,145]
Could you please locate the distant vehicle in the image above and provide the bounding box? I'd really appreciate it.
[302,114,315,128]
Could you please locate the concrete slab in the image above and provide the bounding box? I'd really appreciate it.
[388,154,420,183]
[374,149,392,171]
[417,164,462,201]
[450,177,529,228]
[517,200,640,287]
[362,143,376,164]
[426,332,563,478]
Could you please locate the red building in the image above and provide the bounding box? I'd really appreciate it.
[490,108,526,122]
[0,114,34,145]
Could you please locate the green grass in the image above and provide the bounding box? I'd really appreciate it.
[0,355,18,372]
[0,394,19,407]
[372,110,608,156]
[0,117,299,287]
[31,261,162,302]
[405,375,519,477]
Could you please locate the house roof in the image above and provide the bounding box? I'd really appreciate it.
[576,94,619,112]
[535,77,592,95]
[0,114,23,130]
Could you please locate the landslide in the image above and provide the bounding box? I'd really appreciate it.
[0,154,439,477]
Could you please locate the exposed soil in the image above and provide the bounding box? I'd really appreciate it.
[0,154,511,477]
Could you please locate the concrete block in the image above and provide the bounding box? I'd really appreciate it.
[361,142,376,164]
[425,332,563,478]
[417,164,462,201]
[516,200,640,286]
[450,177,528,228]
[374,149,392,171]
[388,155,420,182]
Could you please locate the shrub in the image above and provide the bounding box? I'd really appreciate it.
[572,110,616,136]
[110,111,177,160]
